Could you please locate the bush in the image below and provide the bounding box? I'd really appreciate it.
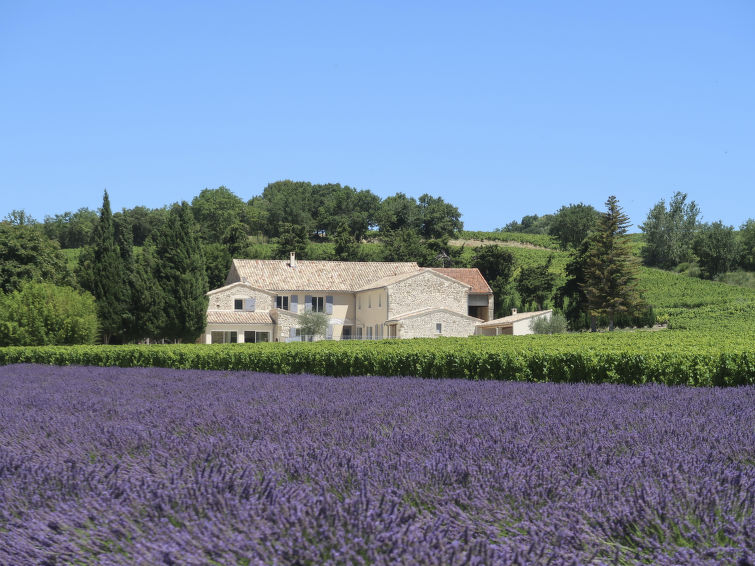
[0,282,98,346]
[531,313,567,334]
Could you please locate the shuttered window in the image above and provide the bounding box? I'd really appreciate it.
[234,299,243,310]
[244,298,255,312]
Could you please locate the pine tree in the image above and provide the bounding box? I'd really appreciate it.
[581,196,641,331]
[154,202,208,342]
[78,191,129,343]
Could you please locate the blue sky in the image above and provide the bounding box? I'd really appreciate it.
[1,1,753,231]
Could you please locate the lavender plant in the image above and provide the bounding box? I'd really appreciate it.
[0,364,752,565]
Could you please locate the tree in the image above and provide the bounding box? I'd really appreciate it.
[191,186,250,244]
[297,310,329,340]
[153,202,208,342]
[381,228,434,265]
[0,223,70,293]
[639,192,700,269]
[0,282,98,346]
[260,180,315,237]
[417,194,463,239]
[376,193,421,234]
[333,223,361,261]
[472,245,516,318]
[582,196,642,331]
[43,208,99,248]
[554,238,591,330]
[530,313,567,334]
[516,257,556,310]
[222,222,249,257]
[3,209,37,226]
[740,219,755,271]
[124,242,166,342]
[203,243,232,290]
[275,223,308,259]
[77,191,130,344]
[693,221,741,278]
[549,203,600,249]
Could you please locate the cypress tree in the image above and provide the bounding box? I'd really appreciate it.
[78,191,129,343]
[582,196,641,331]
[126,240,166,342]
[154,202,208,343]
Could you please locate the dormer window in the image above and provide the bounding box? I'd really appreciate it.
[234,299,243,310]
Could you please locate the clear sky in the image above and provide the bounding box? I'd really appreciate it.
[1,1,753,231]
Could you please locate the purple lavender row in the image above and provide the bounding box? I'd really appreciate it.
[0,364,753,565]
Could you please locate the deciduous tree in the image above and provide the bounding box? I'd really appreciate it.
[639,192,700,269]
[693,221,741,278]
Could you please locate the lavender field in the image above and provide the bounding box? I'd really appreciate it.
[0,365,753,565]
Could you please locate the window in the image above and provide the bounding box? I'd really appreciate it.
[358,297,361,310]
[276,295,289,310]
[378,294,381,307]
[436,323,442,334]
[356,327,363,339]
[366,326,373,339]
[311,296,324,312]
[244,331,270,343]
[368,295,372,308]
[230,331,238,343]
[234,299,243,310]
[374,324,379,339]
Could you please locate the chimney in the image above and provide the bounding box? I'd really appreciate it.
[289,252,297,268]
[511,308,517,315]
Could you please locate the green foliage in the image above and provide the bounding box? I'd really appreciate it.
[191,186,251,244]
[153,202,208,343]
[124,243,166,342]
[516,256,556,310]
[693,221,741,278]
[333,223,361,261]
[75,191,130,343]
[275,223,309,259]
[530,312,567,334]
[500,213,555,235]
[297,310,329,339]
[202,243,232,290]
[380,229,435,265]
[582,196,643,331]
[0,222,71,293]
[0,282,98,346]
[42,207,99,248]
[1,330,752,386]
[640,192,701,269]
[739,219,755,271]
[416,194,463,239]
[548,203,600,250]
[472,245,515,317]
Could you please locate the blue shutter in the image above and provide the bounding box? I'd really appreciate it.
[304,295,312,312]
[326,324,333,340]
[245,298,255,312]
[326,295,333,314]
[290,295,298,313]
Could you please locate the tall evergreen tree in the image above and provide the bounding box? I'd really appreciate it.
[78,191,129,343]
[126,241,166,342]
[154,202,208,343]
[581,196,641,331]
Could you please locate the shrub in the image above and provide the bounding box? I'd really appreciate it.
[0,282,98,346]
[530,313,567,334]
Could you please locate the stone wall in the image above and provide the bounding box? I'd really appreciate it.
[208,284,275,312]
[388,272,468,319]
[398,309,480,339]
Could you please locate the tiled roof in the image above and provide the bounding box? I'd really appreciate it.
[358,268,472,292]
[477,310,552,328]
[230,259,420,292]
[206,311,273,324]
[430,268,492,294]
[206,281,275,296]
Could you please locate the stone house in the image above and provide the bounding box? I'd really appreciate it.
[201,253,493,343]
[475,308,553,336]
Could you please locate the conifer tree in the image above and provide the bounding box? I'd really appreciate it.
[126,240,166,342]
[581,196,641,331]
[78,191,129,343]
[154,202,208,342]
